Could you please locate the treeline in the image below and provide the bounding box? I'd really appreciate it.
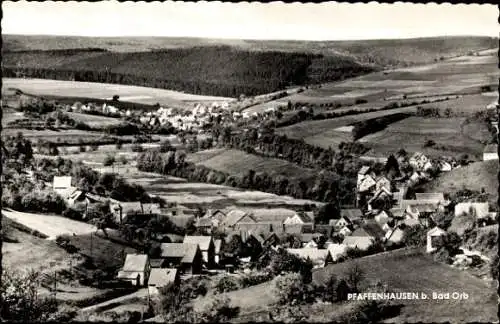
[3,46,374,97]
[351,113,412,140]
[213,126,367,179]
[137,149,355,205]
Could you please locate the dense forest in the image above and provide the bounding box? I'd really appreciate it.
[2,47,373,97]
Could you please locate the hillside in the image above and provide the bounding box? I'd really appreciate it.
[419,160,498,204]
[2,47,372,98]
[313,248,497,323]
[4,35,497,66]
[3,35,496,98]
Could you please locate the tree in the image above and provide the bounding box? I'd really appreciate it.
[194,295,240,323]
[316,202,340,224]
[345,263,365,293]
[112,95,120,101]
[103,155,116,167]
[402,225,427,247]
[1,270,59,321]
[273,273,314,306]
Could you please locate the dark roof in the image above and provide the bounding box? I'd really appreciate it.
[340,209,363,220]
[361,221,386,239]
[160,243,199,264]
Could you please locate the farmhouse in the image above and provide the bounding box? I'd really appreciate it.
[160,243,202,274]
[339,225,354,237]
[482,144,498,161]
[332,216,353,229]
[426,227,447,253]
[286,248,334,268]
[222,210,257,229]
[117,254,150,287]
[374,210,391,227]
[148,268,179,295]
[409,152,431,171]
[183,235,215,265]
[283,211,315,228]
[384,227,405,245]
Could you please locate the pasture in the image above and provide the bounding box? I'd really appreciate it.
[358,116,485,159]
[276,106,418,149]
[66,112,123,127]
[313,248,498,323]
[187,149,316,178]
[2,78,233,109]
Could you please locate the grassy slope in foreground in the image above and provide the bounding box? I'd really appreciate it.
[313,248,497,323]
[419,160,498,204]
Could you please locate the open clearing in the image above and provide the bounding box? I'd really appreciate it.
[358,116,485,159]
[2,209,97,239]
[419,160,498,205]
[187,148,316,178]
[313,248,497,323]
[2,78,233,108]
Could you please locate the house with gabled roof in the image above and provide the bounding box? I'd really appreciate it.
[160,243,202,274]
[117,254,150,286]
[327,243,348,261]
[222,210,257,229]
[284,211,314,226]
[375,176,391,192]
[358,175,376,193]
[339,224,354,237]
[183,236,215,266]
[333,216,353,230]
[148,268,179,295]
[344,221,385,251]
[409,152,431,170]
[384,227,405,245]
[374,210,391,227]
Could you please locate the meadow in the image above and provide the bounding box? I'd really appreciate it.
[358,116,485,159]
[2,78,232,109]
[187,148,317,178]
[313,248,498,323]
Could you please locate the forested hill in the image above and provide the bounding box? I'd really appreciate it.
[2,46,373,97]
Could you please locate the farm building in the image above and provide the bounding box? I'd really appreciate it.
[426,227,447,253]
[148,268,179,295]
[160,243,203,274]
[482,144,498,161]
[117,254,150,287]
[183,236,215,266]
[339,225,354,237]
[385,227,405,245]
[454,202,490,219]
[340,209,364,222]
[286,248,333,268]
[374,211,392,227]
[283,211,315,227]
[409,152,431,171]
[343,221,385,251]
[332,216,353,229]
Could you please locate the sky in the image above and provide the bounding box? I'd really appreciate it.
[2,1,498,41]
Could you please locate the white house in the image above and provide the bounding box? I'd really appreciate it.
[374,210,391,226]
[385,227,405,245]
[483,144,498,161]
[426,227,447,253]
[339,225,353,237]
[53,176,72,194]
[409,152,430,171]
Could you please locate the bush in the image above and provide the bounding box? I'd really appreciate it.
[194,295,240,323]
[214,275,240,294]
[273,273,316,306]
[79,145,87,153]
[103,154,116,166]
[433,247,452,264]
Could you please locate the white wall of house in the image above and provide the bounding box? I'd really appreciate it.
[483,152,498,161]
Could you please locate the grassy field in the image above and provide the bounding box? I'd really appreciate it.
[276,106,418,149]
[66,112,123,127]
[414,93,498,114]
[187,148,316,178]
[2,209,98,239]
[419,160,498,205]
[2,127,108,142]
[358,116,485,159]
[2,78,232,108]
[313,248,498,323]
